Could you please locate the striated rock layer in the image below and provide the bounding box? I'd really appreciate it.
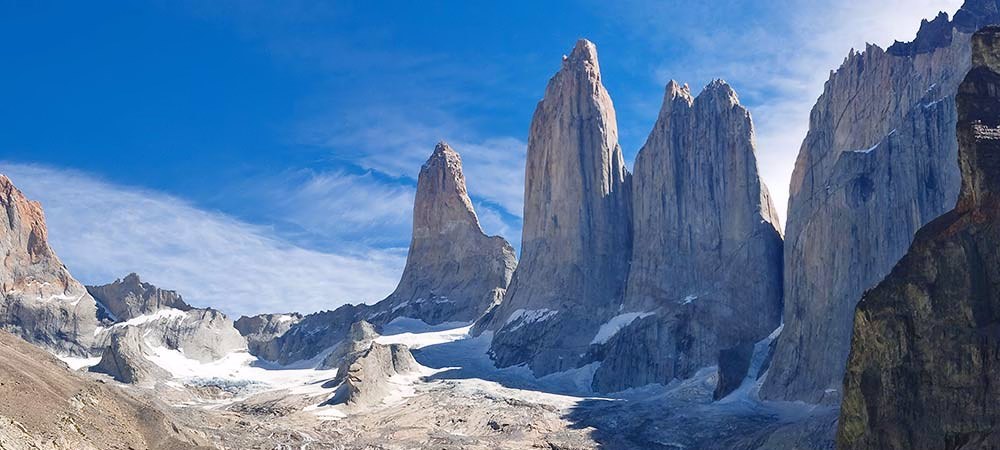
[763,0,1000,402]
[248,143,516,365]
[479,39,633,377]
[589,80,784,393]
[0,174,99,356]
[838,26,1000,449]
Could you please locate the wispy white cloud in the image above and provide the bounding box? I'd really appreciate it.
[2,163,406,318]
[600,0,963,225]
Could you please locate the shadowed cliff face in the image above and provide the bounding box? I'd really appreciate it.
[838,26,1000,450]
[763,0,1000,403]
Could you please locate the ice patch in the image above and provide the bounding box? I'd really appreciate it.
[503,309,557,331]
[681,295,698,305]
[376,320,472,350]
[591,312,655,345]
[57,355,101,370]
[110,308,188,329]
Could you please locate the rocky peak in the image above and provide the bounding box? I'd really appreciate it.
[958,26,1000,210]
[480,38,632,376]
[0,174,98,356]
[412,141,482,240]
[88,273,192,322]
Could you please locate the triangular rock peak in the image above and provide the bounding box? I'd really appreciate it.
[838,26,1000,449]
[478,38,633,376]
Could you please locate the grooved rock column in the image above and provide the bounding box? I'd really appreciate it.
[838,26,1000,449]
[481,39,632,376]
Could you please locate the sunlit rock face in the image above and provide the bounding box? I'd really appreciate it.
[591,80,784,394]
[88,272,192,322]
[763,0,1000,403]
[838,26,1000,449]
[478,39,633,376]
[0,174,99,356]
[247,143,516,365]
[375,142,517,326]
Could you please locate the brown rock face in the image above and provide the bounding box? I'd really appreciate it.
[0,175,98,356]
[378,142,516,325]
[838,26,1000,449]
[481,39,633,376]
[590,80,783,393]
[763,1,1000,402]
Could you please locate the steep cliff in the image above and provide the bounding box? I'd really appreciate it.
[480,39,633,376]
[0,174,99,356]
[838,26,1000,449]
[373,142,516,325]
[763,1,1000,402]
[590,80,783,393]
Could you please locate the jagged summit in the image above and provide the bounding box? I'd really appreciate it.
[88,272,192,322]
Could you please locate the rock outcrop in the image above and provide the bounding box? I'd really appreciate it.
[91,326,169,384]
[0,330,211,449]
[373,142,516,325]
[88,273,192,322]
[838,26,1000,449]
[234,312,302,358]
[480,39,633,376]
[0,174,99,356]
[589,80,784,393]
[325,321,418,408]
[763,1,1000,402]
[249,143,516,366]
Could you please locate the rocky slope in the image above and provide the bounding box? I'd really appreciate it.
[247,143,516,365]
[0,175,99,356]
[373,142,516,325]
[0,330,210,449]
[88,272,192,321]
[324,321,419,408]
[589,80,784,393]
[837,26,1000,449]
[763,0,1000,402]
[234,312,302,357]
[479,39,633,377]
[91,326,170,384]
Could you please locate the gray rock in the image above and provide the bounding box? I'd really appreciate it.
[480,39,633,376]
[838,26,1000,449]
[373,142,516,325]
[234,312,302,358]
[252,143,516,366]
[91,325,169,384]
[325,321,418,408]
[0,174,98,356]
[592,80,783,393]
[762,2,1000,402]
[87,273,192,322]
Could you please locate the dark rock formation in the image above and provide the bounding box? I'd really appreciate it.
[0,175,99,356]
[590,80,783,393]
[88,273,192,322]
[838,26,1000,449]
[763,1,1000,402]
[480,39,633,376]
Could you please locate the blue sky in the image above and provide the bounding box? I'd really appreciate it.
[0,0,962,317]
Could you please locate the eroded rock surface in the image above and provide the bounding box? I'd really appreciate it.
[0,175,99,357]
[234,312,302,358]
[480,39,633,376]
[88,273,192,322]
[91,326,169,384]
[325,321,418,408]
[763,0,1000,402]
[838,26,1000,449]
[591,80,783,393]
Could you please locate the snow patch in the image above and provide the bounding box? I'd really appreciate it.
[503,309,558,331]
[57,355,101,370]
[681,295,698,305]
[591,312,655,345]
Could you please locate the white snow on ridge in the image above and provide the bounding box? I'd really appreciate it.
[504,309,558,331]
[590,312,655,345]
[111,308,188,328]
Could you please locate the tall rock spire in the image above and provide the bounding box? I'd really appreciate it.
[0,175,98,356]
[381,142,517,324]
[590,79,784,393]
[480,39,632,376]
[838,26,1000,449]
